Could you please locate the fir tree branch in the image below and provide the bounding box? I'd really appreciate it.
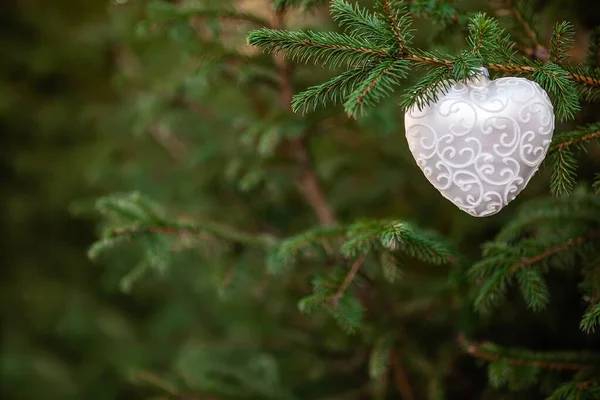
[499,0,545,54]
[108,223,275,248]
[550,22,575,65]
[458,336,599,371]
[509,231,600,274]
[147,2,270,28]
[330,255,365,305]
[550,124,600,152]
[272,9,338,227]
[381,0,407,54]
[247,28,390,69]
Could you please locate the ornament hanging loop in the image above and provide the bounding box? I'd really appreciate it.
[468,66,490,87]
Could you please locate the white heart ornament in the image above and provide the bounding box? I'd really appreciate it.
[404,69,555,217]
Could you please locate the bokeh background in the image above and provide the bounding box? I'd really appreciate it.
[2,0,600,399]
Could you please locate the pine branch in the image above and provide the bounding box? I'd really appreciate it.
[458,336,600,371]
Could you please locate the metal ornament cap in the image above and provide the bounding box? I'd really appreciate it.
[404,67,555,217]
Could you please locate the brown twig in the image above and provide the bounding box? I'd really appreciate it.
[133,370,219,400]
[502,0,544,52]
[554,131,600,152]
[356,62,395,106]
[458,336,592,371]
[405,53,600,88]
[382,0,407,54]
[149,124,189,162]
[272,9,338,228]
[390,349,416,400]
[330,255,366,305]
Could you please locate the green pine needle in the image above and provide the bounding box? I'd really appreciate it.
[580,303,600,333]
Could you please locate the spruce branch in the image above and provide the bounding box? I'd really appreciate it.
[108,223,275,248]
[381,0,408,54]
[580,303,600,334]
[146,2,270,27]
[587,27,600,68]
[247,28,390,69]
[497,0,546,56]
[330,0,387,41]
[549,378,600,400]
[550,123,600,152]
[549,149,577,196]
[458,336,600,371]
[344,59,409,117]
[473,231,600,312]
[550,22,575,65]
[272,8,339,227]
[508,231,600,274]
[249,4,600,117]
[292,65,374,113]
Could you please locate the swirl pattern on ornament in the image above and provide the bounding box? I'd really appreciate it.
[405,76,554,217]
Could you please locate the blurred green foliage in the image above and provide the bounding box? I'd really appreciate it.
[2,0,600,399]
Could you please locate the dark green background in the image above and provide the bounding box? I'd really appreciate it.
[2,0,600,398]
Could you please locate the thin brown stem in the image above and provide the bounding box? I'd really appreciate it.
[272,9,338,228]
[501,0,546,55]
[382,0,406,54]
[133,370,219,400]
[109,224,274,247]
[406,53,600,88]
[330,255,365,305]
[390,349,416,400]
[555,131,600,152]
[149,124,188,162]
[509,231,600,274]
[458,336,592,371]
[356,62,395,106]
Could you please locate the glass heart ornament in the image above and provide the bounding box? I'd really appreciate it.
[404,68,555,217]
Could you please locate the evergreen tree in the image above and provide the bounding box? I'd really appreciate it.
[82,0,600,398]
